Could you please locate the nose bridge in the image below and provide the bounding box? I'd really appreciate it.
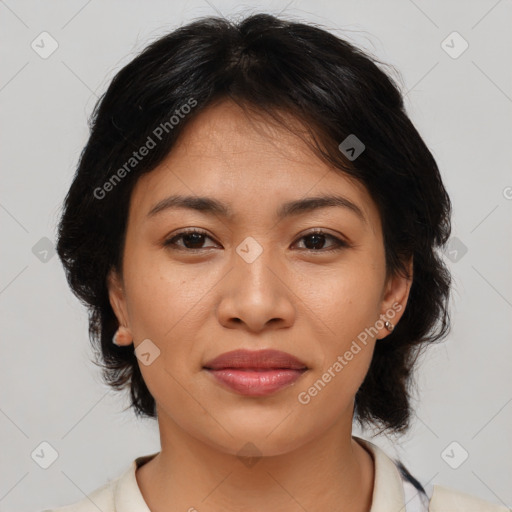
[233,236,279,296]
[216,236,295,331]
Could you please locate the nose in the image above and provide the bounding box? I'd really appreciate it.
[216,244,296,333]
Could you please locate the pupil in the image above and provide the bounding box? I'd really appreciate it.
[306,234,324,250]
[181,233,327,250]
[184,233,204,248]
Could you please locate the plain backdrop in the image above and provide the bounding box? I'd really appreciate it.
[1,1,511,510]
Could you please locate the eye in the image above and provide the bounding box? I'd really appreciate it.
[163,229,218,251]
[293,229,349,252]
[163,228,350,253]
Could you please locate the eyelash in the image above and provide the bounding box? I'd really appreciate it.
[163,228,350,253]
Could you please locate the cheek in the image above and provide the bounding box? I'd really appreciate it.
[295,324,377,429]
[293,256,383,402]
[123,248,210,340]
[298,256,384,339]
[121,249,216,387]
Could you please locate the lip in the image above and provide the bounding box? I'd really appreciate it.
[203,349,307,370]
[203,349,308,397]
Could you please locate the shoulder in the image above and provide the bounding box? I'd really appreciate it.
[39,453,156,512]
[354,436,509,512]
[39,476,117,512]
[428,484,510,512]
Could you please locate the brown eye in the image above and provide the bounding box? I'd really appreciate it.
[164,229,218,250]
[163,229,349,253]
[294,230,349,252]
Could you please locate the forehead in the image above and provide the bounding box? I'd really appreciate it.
[162,99,327,175]
[128,99,380,232]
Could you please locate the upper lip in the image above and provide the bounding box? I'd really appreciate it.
[203,349,308,370]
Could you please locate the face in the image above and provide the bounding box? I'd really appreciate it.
[108,99,412,456]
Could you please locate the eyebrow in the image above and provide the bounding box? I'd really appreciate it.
[147,194,367,225]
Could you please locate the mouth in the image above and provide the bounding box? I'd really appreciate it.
[203,348,308,371]
[203,349,308,396]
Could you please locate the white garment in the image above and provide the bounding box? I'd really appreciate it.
[41,436,509,512]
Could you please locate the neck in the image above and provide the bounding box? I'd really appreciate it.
[136,411,374,512]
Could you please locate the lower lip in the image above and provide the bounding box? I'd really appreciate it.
[205,368,306,396]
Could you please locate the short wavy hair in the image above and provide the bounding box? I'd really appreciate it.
[56,13,452,434]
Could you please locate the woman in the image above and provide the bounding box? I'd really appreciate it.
[48,13,507,512]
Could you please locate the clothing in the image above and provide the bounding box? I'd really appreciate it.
[41,436,509,512]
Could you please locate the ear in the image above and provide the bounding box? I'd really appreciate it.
[107,268,133,345]
[377,257,413,338]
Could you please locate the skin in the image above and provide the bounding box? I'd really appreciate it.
[108,98,413,512]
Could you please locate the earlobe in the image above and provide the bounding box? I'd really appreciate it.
[112,325,133,346]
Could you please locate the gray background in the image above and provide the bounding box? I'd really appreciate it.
[1,0,511,510]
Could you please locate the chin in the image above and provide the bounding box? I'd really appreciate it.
[200,411,313,458]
